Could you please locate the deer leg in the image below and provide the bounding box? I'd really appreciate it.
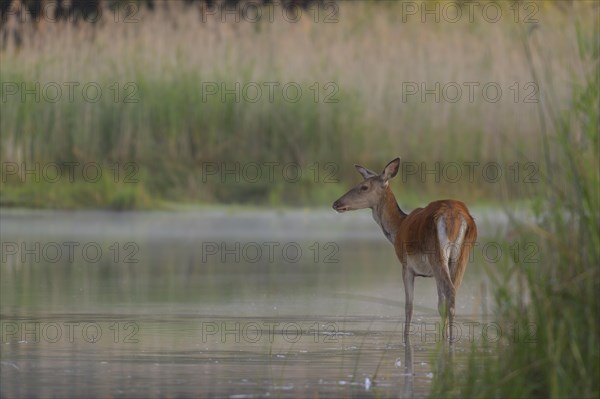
[436,284,448,341]
[448,288,456,344]
[403,268,415,341]
[437,286,456,343]
[433,258,456,343]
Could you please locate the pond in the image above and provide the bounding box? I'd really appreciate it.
[0,207,509,398]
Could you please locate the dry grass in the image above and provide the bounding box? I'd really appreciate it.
[0,1,597,207]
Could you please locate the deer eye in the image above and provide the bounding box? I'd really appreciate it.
[360,185,369,191]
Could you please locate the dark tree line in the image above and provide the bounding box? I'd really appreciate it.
[1,0,325,24]
[1,0,331,46]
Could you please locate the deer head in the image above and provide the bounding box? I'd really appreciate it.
[332,157,400,212]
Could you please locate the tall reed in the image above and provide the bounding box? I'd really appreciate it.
[430,7,599,397]
[0,1,596,208]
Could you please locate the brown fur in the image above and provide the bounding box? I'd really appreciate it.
[333,158,477,343]
[394,200,476,277]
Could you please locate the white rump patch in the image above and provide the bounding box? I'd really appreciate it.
[437,216,467,265]
[437,217,451,264]
[452,216,468,261]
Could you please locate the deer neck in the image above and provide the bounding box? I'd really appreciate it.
[371,187,407,244]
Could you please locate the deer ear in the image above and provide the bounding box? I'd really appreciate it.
[354,164,378,180]
[381,157,400,182]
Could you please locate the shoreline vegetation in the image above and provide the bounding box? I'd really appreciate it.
[1,1,596,209]
[430,1,599,397]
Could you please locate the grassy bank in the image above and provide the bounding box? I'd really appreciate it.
[0,1,597,209]
[430,10,599,398]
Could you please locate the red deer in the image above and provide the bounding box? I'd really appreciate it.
[333,158,477,343]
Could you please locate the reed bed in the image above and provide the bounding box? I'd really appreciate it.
[0,1,596,208]
[430,5,599,396]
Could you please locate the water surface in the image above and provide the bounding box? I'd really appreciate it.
[1,208,506,398]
